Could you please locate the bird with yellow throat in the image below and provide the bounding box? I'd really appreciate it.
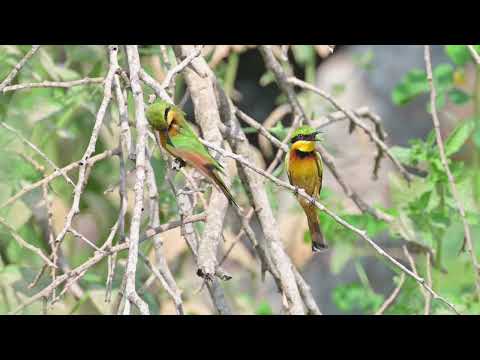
[285,125,327,252]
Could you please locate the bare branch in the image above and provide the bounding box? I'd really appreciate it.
[122,45,150,315]
[467,45,480,65]
[8,211,204,315]
[424,45,480,297]
[375,273,406,315]
[214,81,306,314]
[198,138,460,314]
[258,45,392,222]
[0,121,75,187]
[51,45,118,257]
[161,45,203,93]
[173,45,234,281]
[0,148,119,210]
[287,76,412,182]
[0,216,56,267]
[0,45,41,92]
[2,77,103,93]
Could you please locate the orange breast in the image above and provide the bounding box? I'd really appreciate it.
[288,150,320,197]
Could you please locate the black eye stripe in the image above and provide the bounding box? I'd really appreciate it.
[164,107,170,121]
[290,134,309,143]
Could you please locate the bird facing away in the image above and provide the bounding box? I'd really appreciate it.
[146,100,239,208]
[285,125,327,252]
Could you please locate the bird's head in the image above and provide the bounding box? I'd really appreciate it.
[146,100,179,147]
[289,126,323,152]
[146,100,175,131]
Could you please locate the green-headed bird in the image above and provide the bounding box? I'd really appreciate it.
[285,125,327,252]
[146,100,239,208]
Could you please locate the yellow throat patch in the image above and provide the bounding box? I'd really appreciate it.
[292,140,315,152]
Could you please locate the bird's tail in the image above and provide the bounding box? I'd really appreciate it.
[304,205,328,253]
[209,169,240,209]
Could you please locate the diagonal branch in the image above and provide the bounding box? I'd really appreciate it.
[467,45,480,65]
[198,137,461,314]
[258,45,393,222]
[424,45,480,297]
[0,121,75,187]
[214,80,307,314]
[52,45,118,257]
[0,45,41,92]
[287,76,412,182]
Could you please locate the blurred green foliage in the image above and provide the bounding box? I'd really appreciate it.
[1,45,480,315]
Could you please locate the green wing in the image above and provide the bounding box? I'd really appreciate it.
[171,130,224,173]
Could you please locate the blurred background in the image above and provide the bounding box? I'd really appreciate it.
[1,45,479,314]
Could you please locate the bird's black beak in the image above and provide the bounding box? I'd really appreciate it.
[311,129,324,141]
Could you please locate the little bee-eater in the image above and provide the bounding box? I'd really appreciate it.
[146,100,239,208]
[285,126,327,252]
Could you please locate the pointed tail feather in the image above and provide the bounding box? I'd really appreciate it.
[304,205,328,253]
[209,169,240,209]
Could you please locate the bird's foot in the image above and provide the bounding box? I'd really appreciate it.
[172,158,186,171]
[309,196,316,206]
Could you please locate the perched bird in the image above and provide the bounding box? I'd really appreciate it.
[146,100,239,208]
[285,125,327,252]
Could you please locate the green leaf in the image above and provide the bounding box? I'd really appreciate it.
[435,91,446,110]
[433,64,453,90]
[472,127,480,149]
[445,45,472,66]
[332,283,384,313]
[255,300,273,315]
[390,146,412,165]
[445,118,475,156]
[448,88,471,105]
[391,69,429,106]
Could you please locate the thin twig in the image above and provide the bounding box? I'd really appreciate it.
[467,45,480,65]
[258,45,393,222]
[287,76,412,182]
[2,77,104,93]
[214,80,307,314]
[52,45,118,256]
[198,138,460,314]
[0,121,75,187]
[0,45,41,92]
[375,273,406,315]
[0,216,56,267]
[173,45,234,281]
[8,214,205,314]
[424,253,432,315]
[0,148,119,210]
[424,45,480,297]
